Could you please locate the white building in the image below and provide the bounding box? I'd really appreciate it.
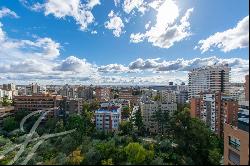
[140,101,177,134]
[188,64,230,99]
[95,102,121,132]
[0,89,13,100]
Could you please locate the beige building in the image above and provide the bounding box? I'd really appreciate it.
[140,101,177,134]
[188,64,230,99]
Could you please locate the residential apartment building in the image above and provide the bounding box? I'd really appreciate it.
[160,90,176,103]
[77,86,94,100]
[0,89,13,100]
[140,101,177,134]
[94,102,121,132]
[118,89,133,100]
[26,83,40,95]
[2,83,16,91]
[176,90,189,105]
[61,97,83,115]
[188,64,230,99]
[13,94,62,112]
[190,92,238,137]
[223,101,249,165]
[95,87,111,102]
[59,84,77,98]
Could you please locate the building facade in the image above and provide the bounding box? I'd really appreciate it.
[188,64,230,99]
[26,83,40,95]
[190,92,238,137]
[176,90,189,105]
[13,94,62,111]
[160,90,176,103]
[140,101,177,134]
[95,87,111,102]
[223,122,249,165]
[94,102,121,132]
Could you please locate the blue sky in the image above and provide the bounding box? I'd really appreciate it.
[0,0,249,85]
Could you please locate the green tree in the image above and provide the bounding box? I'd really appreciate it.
[67,149,84,165]
[1,96,11,106]
[132,107,144,135]
[170,108,223,165]
[2,116,18,132]
[121,106,130,119]
[118,121,133,135]
[124,143,153,164]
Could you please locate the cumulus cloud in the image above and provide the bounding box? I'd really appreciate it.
[104,10,124,37]
[130,33,145,43]
[20,0,100,31]
[123,0,147,15]
[0,7,19,18]
[128,56,249,74]
[55,56,95,74]
[196,16,249,53]
[130,0,194,49]
[98,64,129,73]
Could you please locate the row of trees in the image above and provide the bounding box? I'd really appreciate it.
[0,102,223,165]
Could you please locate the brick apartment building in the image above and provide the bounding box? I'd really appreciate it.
[190,92,238,137]
[13,94,62,112]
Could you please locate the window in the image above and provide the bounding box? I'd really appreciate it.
[229,136,240,151]
[228,149,240,165]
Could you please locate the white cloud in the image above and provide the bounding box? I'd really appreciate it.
[91,30,97,34]
[98,64,129,73]
[148,0,164,10]
[55,56,96,74]
[0,7,19,18]
[20,0,100,31]
[196,16,249,53]
[123,0,145,14]
[130,33,145,43]
[145,21,151,30]
[86,0,101,9]
[114,0,121,7]
[105,10,124,37]
[128,56,249,76]
[130,0,194,49]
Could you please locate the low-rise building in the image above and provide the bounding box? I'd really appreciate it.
[13,94,62,112]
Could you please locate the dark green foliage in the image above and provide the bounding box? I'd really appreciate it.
[0,104,223,165]
[2,117,18,132]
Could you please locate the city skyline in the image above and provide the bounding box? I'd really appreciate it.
[0,0,249,85]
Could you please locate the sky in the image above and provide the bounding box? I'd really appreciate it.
[0,0,249,85]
